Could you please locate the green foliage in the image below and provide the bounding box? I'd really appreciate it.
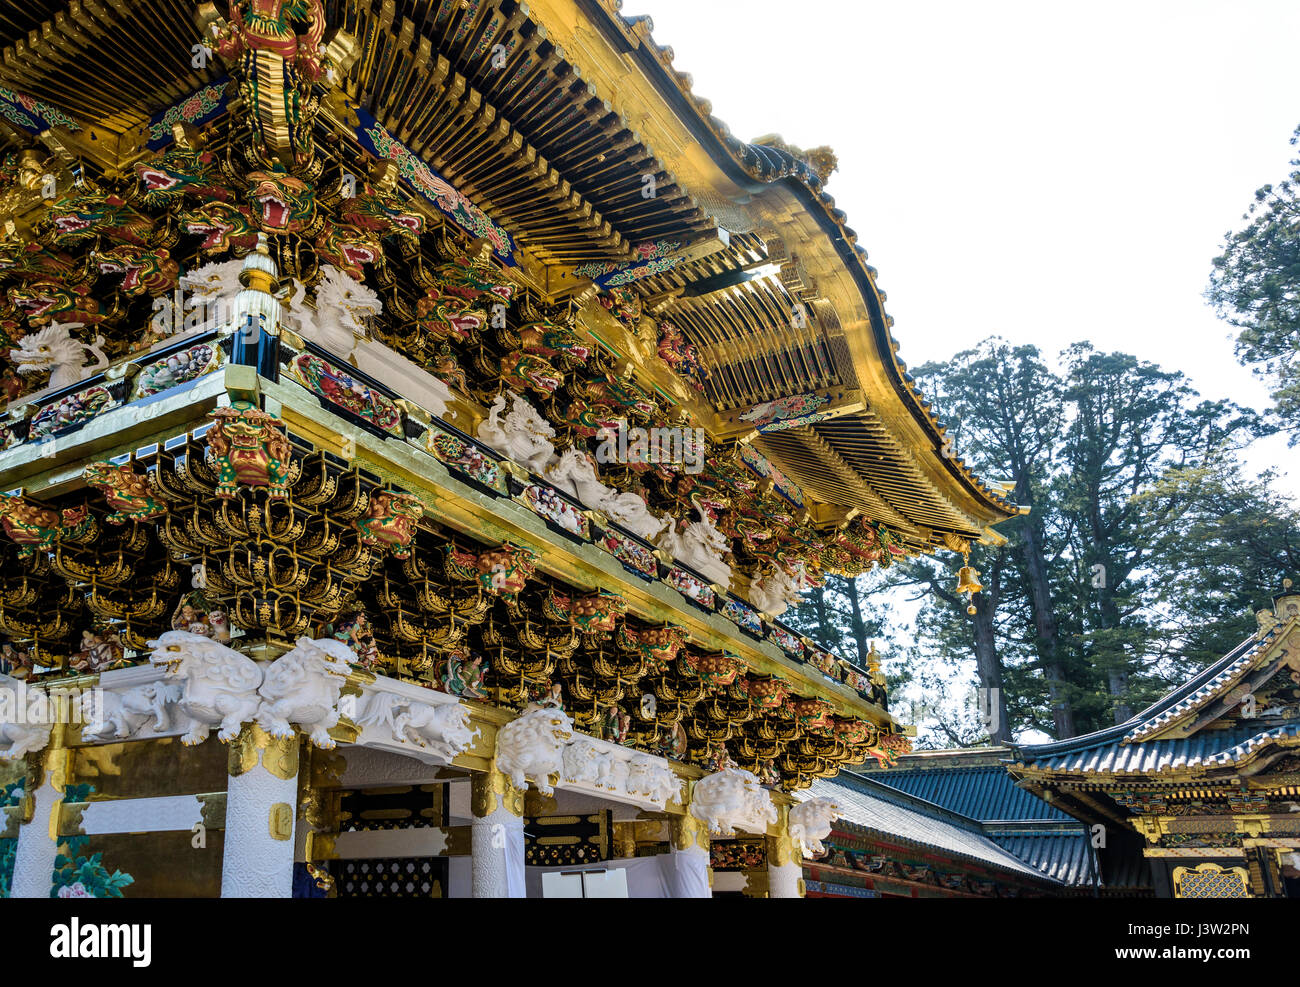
[47,783,133,899]
[0,779,22,898]
[889,337,1296,743]
[1208,124,1300,441]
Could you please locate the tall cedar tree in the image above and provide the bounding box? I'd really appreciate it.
[1208,123,1300,441]
[886,338,1288,743]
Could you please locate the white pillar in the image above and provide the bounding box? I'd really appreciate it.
[221,728,299,898]
[470,767,525,898]
[8,761,62,898]
[767,808,805,898]
[668,812,712,898]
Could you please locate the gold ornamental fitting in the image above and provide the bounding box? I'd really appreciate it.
[228,724,301,779]
[471,764,524,818]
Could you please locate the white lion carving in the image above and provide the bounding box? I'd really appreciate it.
[749,565,811,618]
[545,447,667,540]
[595,750,630,791]
[690,767,777,836]
[561,737,602,786]
[476,391,557,474]
[789,797,839,856]
[81,681,182,742]
[255,636,353,748]
[290,265,382,360]
[357,692,478,761]
[11,322,109,391]
[656,506,731,588]
[148,630,263,745]
[0,672,51,758]
[495,703,573,795]
[626,753,682,807]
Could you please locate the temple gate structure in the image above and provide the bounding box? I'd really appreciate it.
[0,0,1019,897]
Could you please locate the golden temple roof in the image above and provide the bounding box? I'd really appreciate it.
[0,0,1020,555]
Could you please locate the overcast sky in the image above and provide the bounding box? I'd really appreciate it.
[622,0,1300,496]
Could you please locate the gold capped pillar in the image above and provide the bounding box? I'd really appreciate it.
[668,795,712,898]
[6,723,67,898]
[221,726,300,898]
[470,766,525,898]
[767,806,804,898]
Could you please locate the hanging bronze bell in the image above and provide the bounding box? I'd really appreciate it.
[955,564,983,597]
[956,555,982,616]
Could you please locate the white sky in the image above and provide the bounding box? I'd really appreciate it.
[621,0,1300,497]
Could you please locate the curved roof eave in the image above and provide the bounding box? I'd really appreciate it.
[578,0,1018,526]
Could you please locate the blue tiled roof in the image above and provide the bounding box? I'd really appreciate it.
[869,765,1074,822]
[799,773,1061,883]
[990,830,1097,886]
[1013,628,1299,776]
[1014,723,1300,775]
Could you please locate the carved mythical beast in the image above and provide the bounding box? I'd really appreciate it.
[205,405,297,500]
[358,692,479,761]
[545,447,667,541]
[147,630,263,745]
[10,322,108,392]
[689,766,778,836]
[81,681,183,742]
[255,636,353,748]
[0,672,51,758]
[495,703,574,795]
[83,462,167,524]
[476,391,557,474]
[789,797,840,856]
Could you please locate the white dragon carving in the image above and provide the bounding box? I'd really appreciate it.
[545,447,667,540]
[749,565,812,618]
[476,390,558,474]
[656,504,732,588]
[11,322,108,392]
[289,265,383,361]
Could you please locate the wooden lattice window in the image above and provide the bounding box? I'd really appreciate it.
[1172,862,1250,898]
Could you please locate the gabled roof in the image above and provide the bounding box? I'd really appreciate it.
[798,772,1062,884]
[863,763,1073,823]
[857,747,1096,886]
[1012,620,1300,779]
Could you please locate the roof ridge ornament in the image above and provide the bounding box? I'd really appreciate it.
[750,134,839,185]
